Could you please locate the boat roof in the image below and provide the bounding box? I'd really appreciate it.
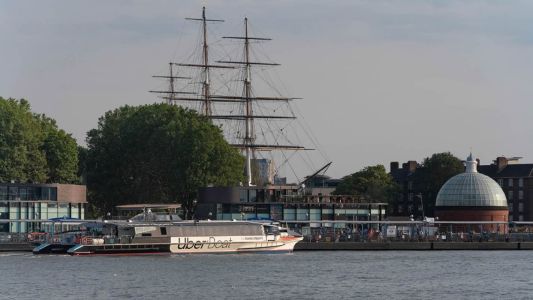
[121,220,269,227]
[116,204,181,210]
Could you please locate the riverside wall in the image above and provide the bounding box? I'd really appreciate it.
[0,243,33,252]
[295,241,533,251]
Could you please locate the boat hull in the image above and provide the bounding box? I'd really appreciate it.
[67,237,302,256]
[33,243,74,254]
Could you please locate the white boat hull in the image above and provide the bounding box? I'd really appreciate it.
[169,236,302,254]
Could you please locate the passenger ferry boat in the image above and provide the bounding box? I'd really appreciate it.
[67,220,301,255]
[34,220,302,255]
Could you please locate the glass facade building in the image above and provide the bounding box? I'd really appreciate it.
[196,185,387,229]
[0,183,86,233]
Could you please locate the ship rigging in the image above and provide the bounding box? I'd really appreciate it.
[151,7,329,187]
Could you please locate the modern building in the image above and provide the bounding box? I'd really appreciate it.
[303,174,341,196]
[251,158,275,186]
[0,183,86,233]
[195,185,386,229]
[478,156,533,221]
[435,154,508,232]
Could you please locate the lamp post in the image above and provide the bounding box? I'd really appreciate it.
[306,212,310,241]
[417,193,425,220]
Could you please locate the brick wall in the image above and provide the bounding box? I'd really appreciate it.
[50,184,87,203]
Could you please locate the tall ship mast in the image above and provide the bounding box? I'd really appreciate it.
[150,7,232,112]
[216,17,305,186]
[152,8,317,187]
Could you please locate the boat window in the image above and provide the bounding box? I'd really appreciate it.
[264,226,279,235]
[141,233,152,237]
[160,227,167,235]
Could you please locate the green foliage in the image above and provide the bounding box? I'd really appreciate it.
[334,165,400,204]
[0,97,78,183]
[85,103,244,217]
[414,152,464,216]
[39,116,79,183]
[77,146,88,183]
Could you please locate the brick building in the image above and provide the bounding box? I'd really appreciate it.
[390,155,533,221]
[478,156,533,221]
[389,161,423,216]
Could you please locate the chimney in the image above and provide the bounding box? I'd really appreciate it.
[496,157,508,172]
[390,162,399,173]
[407,161,418,173]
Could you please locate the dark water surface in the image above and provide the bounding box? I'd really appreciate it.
[1,251,532,299]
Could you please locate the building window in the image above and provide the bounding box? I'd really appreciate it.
[0,187,6,200]
[508,191,514,200]
[519,191,524,200]
[519,178,524,188]
[508,178,513,187]
[39,187,57,201]
[8,187,18,200]
[408,181,413,190]
[498,179,503,187]
[398,206,404,213]
[408,193,413,201]
[509,205,513,213]
[19,188,29,200]
[519,215,524,221]
[519,202,524,213]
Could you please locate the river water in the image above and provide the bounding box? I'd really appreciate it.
[0,250,532,299]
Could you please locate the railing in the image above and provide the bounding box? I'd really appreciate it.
[282,220,533,243]
[298,232,533,243]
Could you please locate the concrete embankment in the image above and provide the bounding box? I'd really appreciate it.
[295,242,533,251]
[0,243,33,252]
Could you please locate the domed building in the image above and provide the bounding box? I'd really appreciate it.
[435,153,508,232]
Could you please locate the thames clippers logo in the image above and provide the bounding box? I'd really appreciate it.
[176,237,232,250]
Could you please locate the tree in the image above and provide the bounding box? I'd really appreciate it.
[414,152,464,216]
[39,115,79,183]
[334,165,400,204]
[85,103,244,217]
[77,146,88,184]
[0,97,78,183]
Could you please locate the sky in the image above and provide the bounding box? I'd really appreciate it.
[1,0,532,180]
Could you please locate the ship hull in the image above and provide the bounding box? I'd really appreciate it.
[33,243,74,254]
[67,237,302,256]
